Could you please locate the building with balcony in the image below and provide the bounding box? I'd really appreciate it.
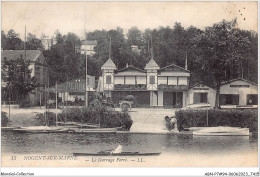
[100,57,190,108]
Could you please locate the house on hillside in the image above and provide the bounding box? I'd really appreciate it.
[1,50,48,106]
[80,40,97,56]
[99,56,190,108]
[41,35,56,50]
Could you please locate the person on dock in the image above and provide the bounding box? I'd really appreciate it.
[111,142,122,154]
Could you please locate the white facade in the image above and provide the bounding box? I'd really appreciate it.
[187,83,216,107]
[220,79,258,106]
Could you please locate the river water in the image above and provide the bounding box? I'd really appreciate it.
[1,131,258,167]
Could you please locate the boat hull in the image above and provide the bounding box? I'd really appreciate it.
[192,127,250,136]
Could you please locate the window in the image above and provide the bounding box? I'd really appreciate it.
[219,94,239,105]
[247,94,257,105]
[87,78,90,86]
[193,93,208,104]
[106,75,112,84]
[149,75,155,84]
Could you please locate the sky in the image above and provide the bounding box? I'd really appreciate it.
[1,1,258,39]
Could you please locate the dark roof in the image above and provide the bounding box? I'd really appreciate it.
[1,50,42,62]
[160,63,190,73]
[116,65,146,73]
[221,78,258,86]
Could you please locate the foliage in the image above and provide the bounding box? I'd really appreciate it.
[175,109,257,132]
[43,31,82,86]
[1,111,9,127]
[58,107,133,130]
[1,57,36,102]
[1,30,43,50]
[2,19,258,89]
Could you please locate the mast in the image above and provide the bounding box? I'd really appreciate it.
[24,26,26,60]
[185,51,188,70]
[85,9,88,107]
[109,36,111,59]
[55,81,58,126]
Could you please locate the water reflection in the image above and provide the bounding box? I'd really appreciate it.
[1,131,257,156]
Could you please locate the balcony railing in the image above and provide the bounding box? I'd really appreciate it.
[114,84,146,90]
[158,84,188,91]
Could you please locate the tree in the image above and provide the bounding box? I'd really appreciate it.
[126,26,142,47]
[26,33,43,50]
[191,19,253,108]
[1,58,36,102]
[2,29,23,50]
[43,31,82,86]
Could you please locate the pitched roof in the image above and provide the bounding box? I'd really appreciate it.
[144,58,160,70]
[160,64,190,73]
[101,58,116,70]
[1,50,42,62]
[221,78,258,86]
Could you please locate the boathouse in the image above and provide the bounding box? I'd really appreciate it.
[187,83,216,107]
[100,57,190,108]
[219,78,258,108]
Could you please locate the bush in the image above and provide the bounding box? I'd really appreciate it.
[34,112,57,126]
[1,111,9,127]
[57,107,133,130]
[176,109,258,132]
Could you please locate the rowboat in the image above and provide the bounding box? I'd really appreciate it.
[192,126,250,136]
[73,152,161,156]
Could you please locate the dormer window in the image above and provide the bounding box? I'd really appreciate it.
[149,75,155,84]
[106,75,112,84]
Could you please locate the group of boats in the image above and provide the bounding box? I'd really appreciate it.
[5,123,250,136]
[6,121,121,133]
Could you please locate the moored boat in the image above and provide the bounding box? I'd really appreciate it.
[192,126,249,136]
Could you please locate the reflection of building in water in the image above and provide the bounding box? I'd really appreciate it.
[80,40,97,56]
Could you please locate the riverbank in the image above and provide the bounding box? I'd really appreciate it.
[1,107,176,133]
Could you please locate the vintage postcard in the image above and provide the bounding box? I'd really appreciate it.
[1,1,258,175]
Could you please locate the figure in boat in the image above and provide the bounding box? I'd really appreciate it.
[111,141,122,154]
